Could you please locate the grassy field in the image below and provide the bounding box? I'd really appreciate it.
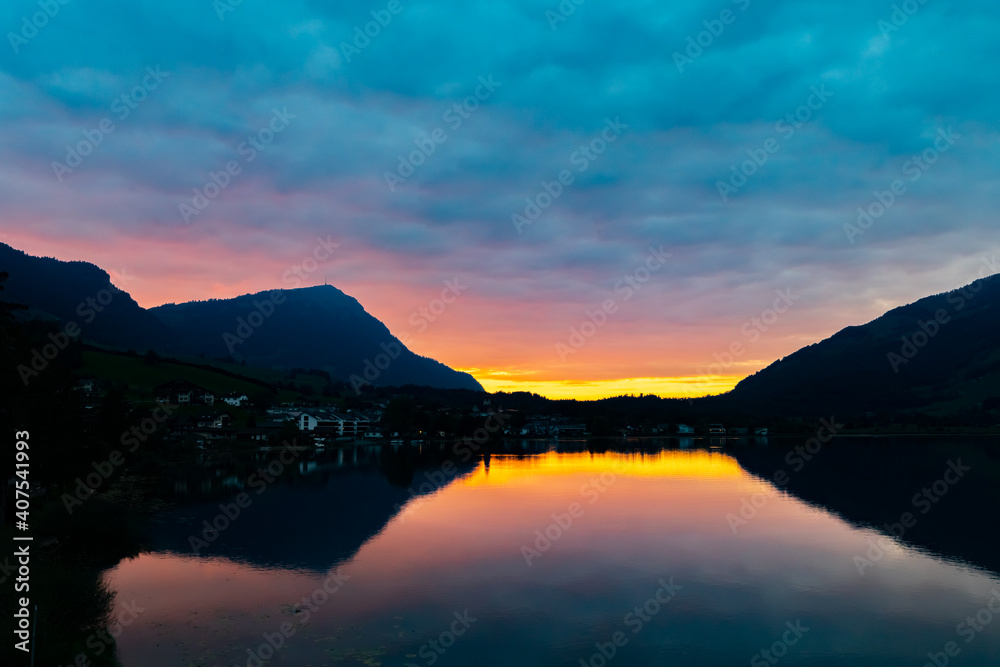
[181,356,332,395]
[79,349,302,402]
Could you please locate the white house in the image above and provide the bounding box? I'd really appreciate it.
[154,380,214,406]
[300,410,371,437]
[222,392,249,407]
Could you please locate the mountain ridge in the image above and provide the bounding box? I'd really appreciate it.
[0,243,483,392]
[729,268,1000,417]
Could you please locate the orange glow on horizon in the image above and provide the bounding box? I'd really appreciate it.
[4,232,763,401]
[469,373,742,400]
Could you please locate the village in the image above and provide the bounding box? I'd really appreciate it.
[73,376,770,450]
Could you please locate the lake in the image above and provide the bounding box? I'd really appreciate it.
[105,437,1000,666]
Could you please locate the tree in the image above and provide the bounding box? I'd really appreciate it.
[384,395,417,432]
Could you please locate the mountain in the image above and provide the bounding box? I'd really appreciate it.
[729,272,1000,417]
[151,286,483,391]
[0,243,173,351]
[0,243,483,392]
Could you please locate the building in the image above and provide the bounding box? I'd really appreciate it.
[194,412,232,429]
[74,377,105,395]
[553,424,587,437]
[299,410,371,437]
[221,392,250,407]
[154,379,215,406]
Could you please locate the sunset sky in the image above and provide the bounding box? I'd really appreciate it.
[2,1,999,399]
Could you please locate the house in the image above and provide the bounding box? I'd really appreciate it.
[222,392,250,408]
[299,410,371,437]
[676,424,695,434]
[74,377,105,395]
[267,407,304,422]
[708,424,726,435]
[190,430,234,449]
[553,424,587,437]
[236,427,271,443]
[195,412,232,429]
[154,380,215,406]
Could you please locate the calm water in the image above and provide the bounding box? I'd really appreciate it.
[106,438,1000,666]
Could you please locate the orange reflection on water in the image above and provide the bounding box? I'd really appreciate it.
[106,448,1000,667]
[109,553,317,623]
[354,449,808,581]
[460,449,746,488]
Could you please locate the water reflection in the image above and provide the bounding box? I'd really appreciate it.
[147,444,479,572]
[108,442,1000,667]
[728,435,1000,574]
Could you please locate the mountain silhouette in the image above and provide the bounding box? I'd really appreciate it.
[729,271,1000,416]
[0,242,482,392]
[151,285,483,391]
[0,243,173,350]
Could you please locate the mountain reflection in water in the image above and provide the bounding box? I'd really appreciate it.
[107,440,1000,667]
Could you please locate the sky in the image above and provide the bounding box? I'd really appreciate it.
[2,0,999,399]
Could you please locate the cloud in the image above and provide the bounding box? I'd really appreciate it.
[2,0,1000,396]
